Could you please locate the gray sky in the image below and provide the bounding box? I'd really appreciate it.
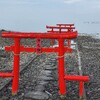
[0,0,100,34]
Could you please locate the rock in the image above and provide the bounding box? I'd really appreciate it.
[45,66,56,70]
[0,96,9,100]
[25,91,49,100]
[38,76,54,81]
[35,85,45,92]
[41,70,51,76]
[38,81,48,85]
[50,58,56,61]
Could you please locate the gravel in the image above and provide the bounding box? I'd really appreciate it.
[0,33,100,100]
[77,36,100,100]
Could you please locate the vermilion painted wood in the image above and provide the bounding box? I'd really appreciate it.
[79,81,84,97]
[64,75,89,82]
[57,24,74,27]
[5,46,73,53]
[2,31,77,39]
[46,25,75,29]
[0,72,13,78]
[58,39,66,95]
[12,38,20,95]
[57,24,75,47]
[36,38,42,54]
[46,24,75,47]
[47,30,72,33]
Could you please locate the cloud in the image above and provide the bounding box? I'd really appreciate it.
[64,0,83,4]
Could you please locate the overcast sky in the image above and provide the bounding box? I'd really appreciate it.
[0,0,100,34]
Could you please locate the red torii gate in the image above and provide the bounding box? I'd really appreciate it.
[46,24,75,47]
[57,24,75,47]
[0,31,89,98]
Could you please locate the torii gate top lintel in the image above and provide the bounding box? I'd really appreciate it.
[56,24,74,27]
[46,26,75,29]
[2,31,78,39]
